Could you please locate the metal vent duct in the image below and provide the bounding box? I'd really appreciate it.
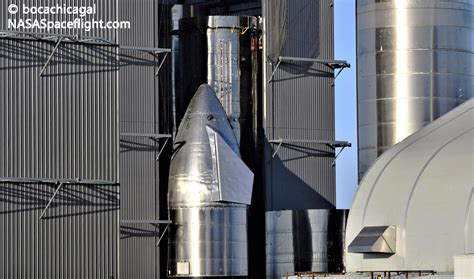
[348,226,396,254]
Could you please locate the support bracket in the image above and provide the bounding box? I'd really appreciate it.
[39,182,64,219]
[39,37,63,76]
[120,133,172,161]
[269,138,351,166]
[155,52,169,76]
[268,56,350,84]
[156,137,170,161]
[156,223,170,247]
[120,220,172,246]
[332,146,347,167]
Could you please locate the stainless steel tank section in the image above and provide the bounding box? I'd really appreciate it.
[266,209,348,278]
[357,0,473,180]
[206,16,258,144]
[168,84,253,277]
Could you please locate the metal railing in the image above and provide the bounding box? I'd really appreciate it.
[285,272,345,278]
[356,270,436,279]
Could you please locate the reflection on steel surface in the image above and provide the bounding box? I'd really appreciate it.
[266,209,348,278]
[356,0,473,180]
[168,84,254,277]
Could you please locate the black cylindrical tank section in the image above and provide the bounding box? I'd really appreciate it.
[266,209,349,278]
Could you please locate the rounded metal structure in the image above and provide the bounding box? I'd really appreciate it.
[266,209,348,278]
[206,16,258,144]
[168,84,249,277]
[356,0,473,179]
[346,99,474,272]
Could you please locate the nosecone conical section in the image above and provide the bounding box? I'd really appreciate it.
[167,84,251,277]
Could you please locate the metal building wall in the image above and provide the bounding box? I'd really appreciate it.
[118,1,171,279]
[262,0,336,211]
[0,0,119,278]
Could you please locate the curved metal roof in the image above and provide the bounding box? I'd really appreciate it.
[346,99,474,272]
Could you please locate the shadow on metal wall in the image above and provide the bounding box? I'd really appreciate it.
[0,183,119,219]
[0,39,162,77]
[270,62,334,83]
[120,225,160,240]
[264,138,335,211]
[120,138,160,154]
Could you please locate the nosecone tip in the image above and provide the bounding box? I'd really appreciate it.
[195,83,217,99]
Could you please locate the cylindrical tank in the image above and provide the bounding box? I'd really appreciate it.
[168,85,252,277]
[171,5,205,138]
[266,209,348,278]
[356,0,473,180]
[206,16,259,144]
[176,15,259,157]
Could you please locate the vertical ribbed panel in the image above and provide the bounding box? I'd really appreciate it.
[0,1,118,278]
[0,35,119,279]
[263,0,336,211]
[118,1,171,279]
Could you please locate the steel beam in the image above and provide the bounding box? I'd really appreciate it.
[120,133,172,139]
[156,137,170,161]
[155,52,170,76]
[39,37,63,76]
[120,220,172,224]
[156,223,170,246]
[39,182,64,219]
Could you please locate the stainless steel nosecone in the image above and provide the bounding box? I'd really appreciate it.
[168,84,254,277]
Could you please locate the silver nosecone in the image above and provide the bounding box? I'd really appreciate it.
[168,84,254,277]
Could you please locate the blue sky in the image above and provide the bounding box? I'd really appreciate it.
[335,1,357,209]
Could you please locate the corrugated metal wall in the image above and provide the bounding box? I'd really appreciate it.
[263,0,336,211]
[0,0,119,278]
[118,1,171,279]
[0,0,172,278]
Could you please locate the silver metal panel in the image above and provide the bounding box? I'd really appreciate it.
[266,209,348,278]
[348,226,396,254]
[169,85,241,207]
[168,85,252,277]
[169,207,248,277]
[207,126,254,205]
[356,0,474,180]
[262,0,337,210]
